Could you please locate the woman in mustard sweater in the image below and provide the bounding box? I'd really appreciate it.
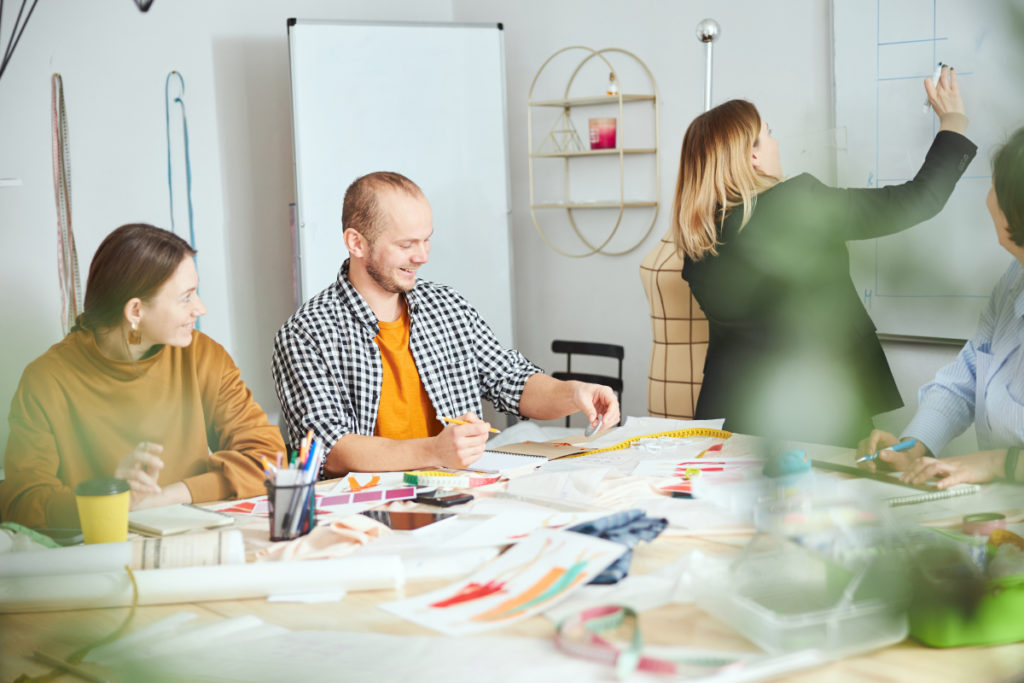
[1,223,284,528]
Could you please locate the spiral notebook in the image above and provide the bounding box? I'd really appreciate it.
[886,484,982,507]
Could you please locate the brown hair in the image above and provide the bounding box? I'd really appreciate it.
[342,171,424,244]
[74,223,196,333]
[671,100,779,261]
[993,126,1024,247]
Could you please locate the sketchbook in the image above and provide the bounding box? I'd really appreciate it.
[129,504,234,537]
[488,439,589,459]
[467,450,549,474]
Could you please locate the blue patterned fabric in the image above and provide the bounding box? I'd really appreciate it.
[569,509,668,584]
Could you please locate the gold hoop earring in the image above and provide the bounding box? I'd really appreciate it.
[128,321,142,345]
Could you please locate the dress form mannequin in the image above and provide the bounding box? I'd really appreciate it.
[639,230,708,418]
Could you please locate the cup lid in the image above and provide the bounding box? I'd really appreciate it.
[75,477,130,496]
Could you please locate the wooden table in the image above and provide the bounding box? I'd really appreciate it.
[3,439,1023,682]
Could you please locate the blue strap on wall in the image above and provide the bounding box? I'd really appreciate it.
[164,70,200,330]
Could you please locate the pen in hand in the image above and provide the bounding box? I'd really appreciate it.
[855,438,917,464]
[441,416,500,434]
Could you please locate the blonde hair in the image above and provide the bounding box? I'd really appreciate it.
[672,100,779,261]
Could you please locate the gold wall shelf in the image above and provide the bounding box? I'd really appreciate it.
[532,201,659,210]
[527,46,660,258]
[530,148,656,159]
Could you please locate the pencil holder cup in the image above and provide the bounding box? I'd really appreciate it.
[265,480,317,541]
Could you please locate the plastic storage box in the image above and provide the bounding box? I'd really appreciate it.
[695,543,907,654]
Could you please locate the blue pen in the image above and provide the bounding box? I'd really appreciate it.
[855,438,917,464]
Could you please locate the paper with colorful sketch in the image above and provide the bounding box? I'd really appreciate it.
[381,528,624,635]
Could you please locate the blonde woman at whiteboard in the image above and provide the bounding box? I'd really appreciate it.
[674,65,975,447]
[0,224,284,529]
[858,127,1024,488]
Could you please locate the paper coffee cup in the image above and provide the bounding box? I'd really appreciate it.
[75,477,131,544]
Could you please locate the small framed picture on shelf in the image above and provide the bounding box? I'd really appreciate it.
[588,117,616,150]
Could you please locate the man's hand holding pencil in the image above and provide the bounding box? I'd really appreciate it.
[436,413,492,469]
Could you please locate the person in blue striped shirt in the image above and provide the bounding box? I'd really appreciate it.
[858,127,1024,489]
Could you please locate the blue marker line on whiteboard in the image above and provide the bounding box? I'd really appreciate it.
[923,62,942,113]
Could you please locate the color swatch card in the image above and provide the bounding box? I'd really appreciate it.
[318,486,417,509]
[381,528,625,635]
[209,487,417,517]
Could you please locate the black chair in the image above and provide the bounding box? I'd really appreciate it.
[550,340,624,427]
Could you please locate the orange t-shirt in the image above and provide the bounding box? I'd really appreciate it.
[373,307,441,439]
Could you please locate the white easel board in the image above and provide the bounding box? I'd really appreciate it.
[288,20,514,345]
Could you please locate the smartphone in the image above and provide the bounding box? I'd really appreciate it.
[360,509,456,530]
[414,492,474,507]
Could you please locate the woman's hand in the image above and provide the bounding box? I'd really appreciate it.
[114,441,165,508]
[899,449,1006,489]
[129,481,192,510]
[925,65,967,133]
[856,429,926,473]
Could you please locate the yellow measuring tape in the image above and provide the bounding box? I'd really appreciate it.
[566,428,732,458]
[405,429,732,484]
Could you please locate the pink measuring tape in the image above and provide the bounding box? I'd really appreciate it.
[554,605,746,677]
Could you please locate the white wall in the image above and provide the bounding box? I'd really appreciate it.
[0,0,974,455]
[0,0,453,452]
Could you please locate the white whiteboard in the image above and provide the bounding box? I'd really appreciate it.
[287,20,513,346]
[833,0,1021,340]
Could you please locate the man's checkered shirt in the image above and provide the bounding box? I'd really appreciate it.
[272,260,542,462]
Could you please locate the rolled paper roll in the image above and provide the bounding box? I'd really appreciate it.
[0,530,245,578]
[0,555,404,613]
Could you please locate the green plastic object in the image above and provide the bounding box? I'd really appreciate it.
[909,572,1024,647]
[0,521,62,548]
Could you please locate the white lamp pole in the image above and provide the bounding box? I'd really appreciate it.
[696,19,720,112]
